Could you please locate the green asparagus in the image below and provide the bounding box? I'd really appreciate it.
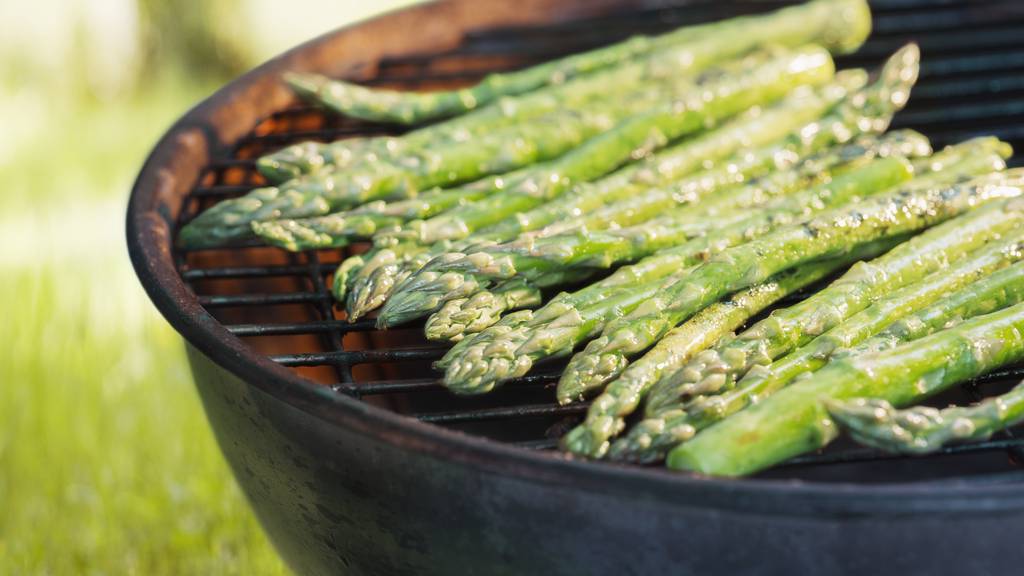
[257,137,388,183]
[443,268,697,393]
[262,0,870,182]
[388,46,836,247]
[669,301,1024,476]
[251,174,507,251]
[560,247,897,458]
[842,260,1024,358]
[432,239,746,372]
[610,194,1024,464]
[626,137,1011,407]
[354,48,839,321]
[377,47,921,325]
[828,380,1024,454]
[558,167,1022,402]
[380,129,929,327]
[442,155,920,394]
[185,45,834,250]
[425,279,544,342]
[252,212,402,251]
[676,230,1024,405]
[288,0,870,124]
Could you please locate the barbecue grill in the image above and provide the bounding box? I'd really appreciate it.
[127,0,1024,573]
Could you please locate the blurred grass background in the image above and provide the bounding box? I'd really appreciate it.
[0,0,416,573]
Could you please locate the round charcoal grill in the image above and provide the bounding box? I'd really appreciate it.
[129,0,1024,574]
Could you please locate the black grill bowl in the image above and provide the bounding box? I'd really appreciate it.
[128,1,1024,574]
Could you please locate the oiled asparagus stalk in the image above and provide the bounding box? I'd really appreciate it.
[675,230,1024,406]
[610,194,1024,464]
[390,46,836,247]
[184,46,834,250]
[251,174,505,251]
[843,261,1024,358]
[375,47,920,325]
[670,301,1024,476]
[552,166,1021,404]
[350,47,838,320]
[608,139,1013,407]
[829,380,1024,454]
[442,155,918,394]
[261,0,870,181]
[288,0,870,124]
[560,246,899,458]
[380,129,928,327]
[425,279,544,342]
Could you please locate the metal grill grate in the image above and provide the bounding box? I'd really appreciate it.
[176,0,1024,482]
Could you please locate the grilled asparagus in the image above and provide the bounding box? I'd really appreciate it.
[287,0,870,124]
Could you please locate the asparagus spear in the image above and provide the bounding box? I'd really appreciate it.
[434,310,535,372]
[673,229,1024,406]
[432,241,738,373]
[350,49,838,320]
[828,380,1024,454]
[379,128,929,327]
[377,47,921,324]
[425,279,544,342]
[610,195,1024,464]
[626,139,1011,405]
[560,248,895,458]
[555,167,1023,402]
[186,46,833,250]
[438,147,921,385]
[262,0,869,182]
[251,212,402,251]
[388,46,836,247]
[251,174,508,251]
[843,260,1024,358]
[670,300,1024,476]
[429,133,926,371]
[443,155,918,394]
[464,68,872,243]
[257,137,389,183]
[443,268,697,393]
[288,0,870,124]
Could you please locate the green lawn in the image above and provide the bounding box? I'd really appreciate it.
[0,3,424,571]
[0,82,289,574]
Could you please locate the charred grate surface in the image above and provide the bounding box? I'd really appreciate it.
[176,0,1024,482]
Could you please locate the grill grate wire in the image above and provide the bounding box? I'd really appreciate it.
[176,0,1024,481]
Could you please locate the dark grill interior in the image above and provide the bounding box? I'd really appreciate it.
[177,0,1024,482]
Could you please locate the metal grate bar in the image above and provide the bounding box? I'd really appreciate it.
[787,437,1024,467]
[198,291,332,307]
[181,262,338,280]
[270,347,446,367]
[414,402,588,424]
[227,318,375,337]
[357,371,560,395]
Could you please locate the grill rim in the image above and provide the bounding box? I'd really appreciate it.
[126,0,1024,515]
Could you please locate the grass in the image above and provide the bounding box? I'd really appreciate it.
[0,79,289,574]
[0,3,425,570]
